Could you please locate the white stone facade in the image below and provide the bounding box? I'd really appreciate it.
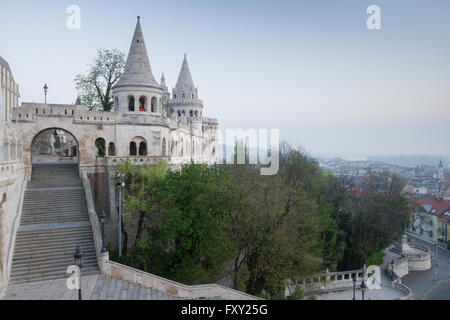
[0,57,20,123]
[6,17,219,253]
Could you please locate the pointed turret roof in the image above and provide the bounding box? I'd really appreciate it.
[115,17,159,88]
[439,159,443,168]
[160,73,167,89]
[175,54,195,91]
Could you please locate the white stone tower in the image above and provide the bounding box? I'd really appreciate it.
[160,73,170,112]
[167,54,203,122]
[112,17,163,115]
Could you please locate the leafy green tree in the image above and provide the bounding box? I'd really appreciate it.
[337,171,412,270]
[118,162,236,285]
[74,48,125,111]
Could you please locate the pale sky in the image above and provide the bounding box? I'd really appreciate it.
[1,0,449,159]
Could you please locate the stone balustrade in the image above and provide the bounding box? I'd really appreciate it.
[289,268,366,295]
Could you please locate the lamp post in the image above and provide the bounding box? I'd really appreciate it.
[434,240,438,281]
[360,277,367,301]
[43,84,48,104]
[73,244,84,300]
[100,210,107,253]
[352,273,357,300]
[360,265,367,301]
[116,173,126,257]
[390,260,395,281]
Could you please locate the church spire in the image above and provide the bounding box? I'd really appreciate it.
[114,16,159,88]
[175,53,195,92]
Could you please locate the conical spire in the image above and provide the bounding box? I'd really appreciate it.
[115,17,159,88]
[160,73,167,88]
[175,54,195,92]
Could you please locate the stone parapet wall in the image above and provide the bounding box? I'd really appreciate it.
[291,269,366,295]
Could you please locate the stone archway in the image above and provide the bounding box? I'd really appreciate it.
[30,128,80,165]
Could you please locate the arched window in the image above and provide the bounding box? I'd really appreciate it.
[139,142,147,156]
[139,96,147,111]
[182,93,185,99]
[114,97,119,110]
[189,110,193,117]
[174,94,177,99]
[194,110,198,117]
[162,138,167,156]
[178,110,181,117]
[108,142,116,156]
[128,96,135,112]
[130,142,137,156]
[182,110,185,116]
[95,138,106,157]
[151,97,157,112]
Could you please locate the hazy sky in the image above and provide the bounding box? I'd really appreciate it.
[1,0,449,159]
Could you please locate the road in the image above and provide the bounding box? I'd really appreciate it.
[401,234,450,300]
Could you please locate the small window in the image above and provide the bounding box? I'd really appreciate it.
[95,138,106,157]
[128,96,135,112]
[139,142,147,156]
[139,96,147,111]
[108,142,116,156]
[130,142,137,156]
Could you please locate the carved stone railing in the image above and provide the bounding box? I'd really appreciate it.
[81,171,258,300]
[290,268,366,295]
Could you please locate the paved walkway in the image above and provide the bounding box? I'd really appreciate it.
[2,274,99,300]
[402,234,450,300]
[315,248,406,300]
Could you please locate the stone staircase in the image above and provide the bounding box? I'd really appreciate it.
[91,275,222,300]
[91,275,183,300]
[9,163,99,284]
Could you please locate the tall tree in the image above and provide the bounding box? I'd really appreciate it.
[337,170,412,270]
[74,48,125,111]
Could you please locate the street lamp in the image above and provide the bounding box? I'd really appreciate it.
[73,244,84,300]
[43,84,48,104]
[100,210,107,253]
[390,260,395,281]
[352,273,357,300]
[360,278,367,301]
[116,172,126,257]
[434,240,438,281]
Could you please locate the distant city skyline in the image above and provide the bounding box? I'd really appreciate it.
[1,0,449,157]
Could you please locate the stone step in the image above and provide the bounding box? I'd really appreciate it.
[9,163,99,285]
[11,257,98,274]
[13,240,95,255]
[90,275,185,300]
[15,228,94,239]
[9,267,100,285]
[20,217,89,225]
[15,227,93,239]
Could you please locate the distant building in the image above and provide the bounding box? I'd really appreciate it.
[438,159,444,181]
[411,197,450,245]
[0,57,20,122]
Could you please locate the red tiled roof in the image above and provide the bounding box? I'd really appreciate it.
[413,197,450,216]
[444,172,450,182]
